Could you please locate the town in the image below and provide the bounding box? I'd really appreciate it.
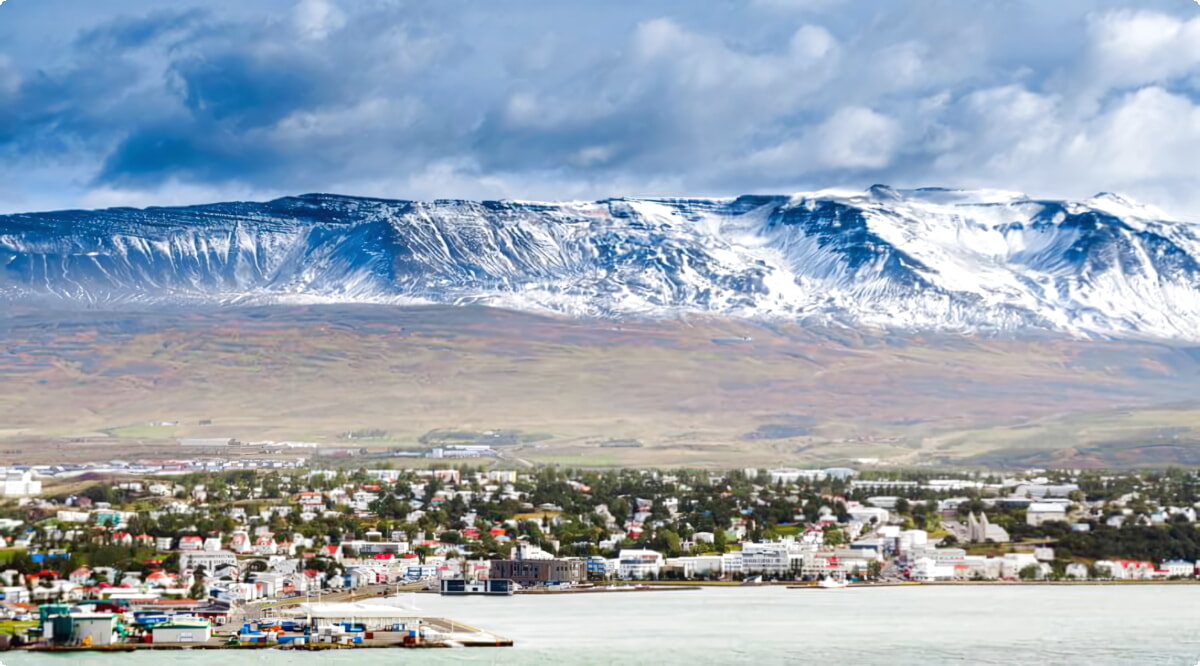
[1,461,1199,648]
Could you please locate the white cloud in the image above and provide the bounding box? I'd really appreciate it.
[1086,10,1200,89]
[815,107,902,169]
[745,107,901,174]
[3,0,1200,218]
[80,180,285,211]
[294,0,345,41]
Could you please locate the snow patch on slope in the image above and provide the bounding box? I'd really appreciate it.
[3,188,1200,340]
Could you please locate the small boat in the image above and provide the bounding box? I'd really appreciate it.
[818,576,849,589]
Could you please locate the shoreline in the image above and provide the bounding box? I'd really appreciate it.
[613,579,1200,588]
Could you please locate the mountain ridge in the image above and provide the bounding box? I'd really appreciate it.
[3,187,1200,340]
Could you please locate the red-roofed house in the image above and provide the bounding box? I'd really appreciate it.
[1116,560,1154,580]
[178,536,203,551]
[145,571,176,588]
[69,567,92,585]
[254,535,278,556]
[229,531,253,554]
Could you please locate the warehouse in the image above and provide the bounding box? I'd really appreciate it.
[72,614,120,646]
[151,620,213,643]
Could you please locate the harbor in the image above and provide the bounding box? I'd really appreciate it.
[11,598,512,652]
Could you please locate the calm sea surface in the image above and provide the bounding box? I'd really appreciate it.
[10,585,1200,665]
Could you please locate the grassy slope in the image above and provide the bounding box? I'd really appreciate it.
[0,305,1198,468]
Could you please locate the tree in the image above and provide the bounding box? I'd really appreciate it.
[189,566,208,599]
[867,559,883,580]
[1018,564,1041,581]
[823,526,845,546]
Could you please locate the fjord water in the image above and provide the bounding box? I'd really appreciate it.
[13,586,1200,665]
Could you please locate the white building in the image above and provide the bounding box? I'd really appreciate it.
[180,551,238,574]
[0,586,30,603]
[1064,563,1090,579]
[1160,560,1195,578]
[152,621,212,644]
[910,557,955,581]
[767,469,825,485]
[665,555,726,578]
[72,614,120,646]
[740,542,794,577]
[1,470,41,497]
[999,553,1040,579]
[1026,503,1068,526]
[721,551,744,576]
[846,505,889,525]
[617,549,664,579]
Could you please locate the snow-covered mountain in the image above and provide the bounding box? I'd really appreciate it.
[3,186,1200,340]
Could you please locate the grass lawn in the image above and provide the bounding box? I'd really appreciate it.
[0,620,37,633]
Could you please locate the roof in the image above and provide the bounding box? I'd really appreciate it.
[155,621,211,629]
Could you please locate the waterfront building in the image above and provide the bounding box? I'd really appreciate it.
[617,549,664,579]
[910,557,955,581]
[741,542,796,577]
[1160,560,1196,578]
[1064,563,1090,579]
[151,620,213,643]
[489,558,585,587]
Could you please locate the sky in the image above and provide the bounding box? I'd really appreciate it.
[1,0,1199,216]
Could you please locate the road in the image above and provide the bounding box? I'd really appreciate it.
[239,582,425,622]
